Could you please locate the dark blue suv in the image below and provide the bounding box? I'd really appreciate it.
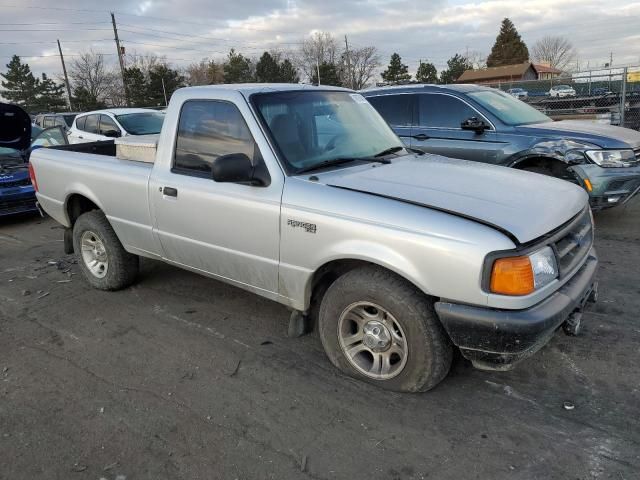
[362,84,640,209]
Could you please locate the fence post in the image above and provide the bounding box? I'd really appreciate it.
[620,67,628,127]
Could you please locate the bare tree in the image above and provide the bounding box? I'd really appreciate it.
[345,46,381,90]
[69,51,113,101]
[531,36,575,71]
[298,32,339,81]
[125,52,164,77]
[186,58,224,85]
[466,50,487,70]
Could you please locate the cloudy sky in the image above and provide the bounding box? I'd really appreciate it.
[1,0,639,81]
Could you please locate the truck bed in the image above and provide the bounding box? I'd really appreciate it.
[29,145,161,259]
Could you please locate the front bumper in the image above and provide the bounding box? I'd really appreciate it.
[435,251,598,370]
[0,191,38,217]
[573,164,640,209]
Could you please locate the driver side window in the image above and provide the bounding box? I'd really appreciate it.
[418,94,484,129]
[173,100,256,177]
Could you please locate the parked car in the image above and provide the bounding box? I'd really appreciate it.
[362,84,640,209]
[592,87,613,96]
[34,112,79,131]
[549,84,577,97]
[68,108,165,144]
[507,87,528,99]
[0,104,70,217]
[26,85,598,392]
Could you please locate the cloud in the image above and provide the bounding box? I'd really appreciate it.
[0,0,638,83]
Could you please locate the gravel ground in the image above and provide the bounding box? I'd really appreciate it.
[0,199,639,480]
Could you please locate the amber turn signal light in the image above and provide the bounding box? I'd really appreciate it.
[490,256,535,296]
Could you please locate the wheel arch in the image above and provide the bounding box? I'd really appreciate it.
[64,190,104,226]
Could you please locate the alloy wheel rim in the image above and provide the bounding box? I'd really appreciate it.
[337,301,408,380]
[80,230,108,279]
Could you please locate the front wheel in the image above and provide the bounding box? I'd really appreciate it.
[318,266,452,392]
[73,210,139,290]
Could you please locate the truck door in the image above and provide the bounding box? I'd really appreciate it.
[149,99,282,295]
[411,93,502,164]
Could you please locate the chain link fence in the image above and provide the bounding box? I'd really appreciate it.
[483,66,640,131]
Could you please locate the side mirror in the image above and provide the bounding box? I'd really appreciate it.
[103,129,121,138]
[461,117,489,134]
[211,153,263,185]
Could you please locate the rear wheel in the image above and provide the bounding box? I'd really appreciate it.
[318,265,452,392]
[73,210,139,290]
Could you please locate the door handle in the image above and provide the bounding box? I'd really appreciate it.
[412,133,429,140]
[78,136,83,139]
[162,186,178,197]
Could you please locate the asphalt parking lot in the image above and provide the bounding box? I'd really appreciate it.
[1,199,639,480]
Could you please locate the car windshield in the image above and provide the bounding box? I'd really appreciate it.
[251,90,405,173]
[556,85,571,90]
[468,89,551,126]
[115,112,165,135]
[0,125,44,165]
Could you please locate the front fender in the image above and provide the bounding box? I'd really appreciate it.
[506,138,596,168]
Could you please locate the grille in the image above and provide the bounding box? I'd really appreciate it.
[0,178,32,189]
[635,148,640,162]
[552,209,593,277]
[607,178,640,192]
[0,198,37,214]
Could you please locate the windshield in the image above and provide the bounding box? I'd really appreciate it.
[555,85,571,90]
[115,112,165,135]
[0,124,45,164]
[251,91,404,173]
[468,89,551,126]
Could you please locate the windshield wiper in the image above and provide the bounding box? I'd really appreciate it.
[373,146,405,157]
[296,156,390,175]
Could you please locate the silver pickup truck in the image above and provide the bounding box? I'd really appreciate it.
[27,85,598,392]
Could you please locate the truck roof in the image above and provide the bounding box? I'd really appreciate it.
[177,83,352,96]
[360,83,492,95]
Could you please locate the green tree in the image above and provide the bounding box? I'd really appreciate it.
[1,55,40,111]
[124,66,148,107]
[148,64,184,106]
[279,58,299,83]
[439,54,472,84]
[486,18,529,67]
[36,73,66,111]
[223,49,253,84]
[415,61,438,83]
[255,52,281,82]
[311,61,342,86]
[71,86,105,111]
[381,53,411,83]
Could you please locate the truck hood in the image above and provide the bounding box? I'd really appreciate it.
[516,120,640,149]
[318,154,587,244]
[0,103,31,152]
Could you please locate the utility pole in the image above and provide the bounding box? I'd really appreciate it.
[56,39,73,111]
[344,35,352,89]
[161,77,168,106]
[111,12,129,106]
[316,58,321,86]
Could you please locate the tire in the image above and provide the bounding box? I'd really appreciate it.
[318,265,452,392]
[72,210,139,290]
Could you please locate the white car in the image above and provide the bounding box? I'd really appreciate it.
[68,108,165,144]
[549,85,576,98]
[506,88,528,99]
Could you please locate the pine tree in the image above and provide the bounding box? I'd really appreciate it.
[148,64,184,106]
[279,59,299,83]
[1,55,40,111]
[255,52,281,83]
[36,73,66,111]
[486,18,529,67]
[311,62,342,86]
[223,49,253,84]
[439,54,472,84]
[381,53,411,83]
[72,86,106,111]
[415,61,438,83]
[124,66,148,107]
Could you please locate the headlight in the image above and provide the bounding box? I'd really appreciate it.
[489,246,558,296]
[585,149,636,167]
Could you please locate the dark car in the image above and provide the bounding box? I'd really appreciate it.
[362,84,640,209]
[1,104,70,217]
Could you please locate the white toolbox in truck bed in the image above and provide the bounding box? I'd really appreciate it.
[114,134,159,163]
